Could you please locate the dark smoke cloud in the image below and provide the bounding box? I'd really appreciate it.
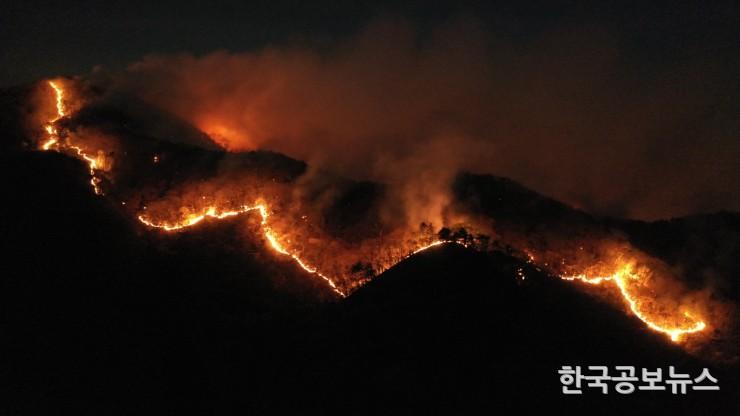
[113,16,739,221]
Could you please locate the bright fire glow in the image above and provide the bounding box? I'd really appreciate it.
[35,79,710,343]
[138,204,348,297]
[136,205,456,297]
[40,81,450,299]
[40,80,104,194]
[40,81,66,150]
[562,264,706,342]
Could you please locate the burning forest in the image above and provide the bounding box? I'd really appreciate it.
[3,6,740,414]
[27,77,732,349]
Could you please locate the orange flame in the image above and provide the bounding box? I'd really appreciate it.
[562,263,706,342]
[37,81,449,297]
[138,204,347,297]
[135,204,456,297]
[40,80,104,194]
[40,81,65,150]
[35,79,711,344]
[136,200,709,342]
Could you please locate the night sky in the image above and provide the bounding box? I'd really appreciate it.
[4,1,739,87]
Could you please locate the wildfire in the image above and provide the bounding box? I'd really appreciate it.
[39,79,451,298]
[34,78,711,345]
[40,81,65,150]
[138,204,347,297]
[135,203,459,297]
[562,263,706,342]
[409,240,448,256]
[137,205,255,231]
[40,80,104,194]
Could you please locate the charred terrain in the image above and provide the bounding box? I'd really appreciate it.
[2,82,739,414]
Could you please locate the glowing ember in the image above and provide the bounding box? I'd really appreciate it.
[137,205,254,231]
[562,263,706,342]
[34,79,711,344]
[138,204,347,297]
[40,80,104,195]
[38,79,451,297]
[136,203,457,297]
[40,81,66,150]
[409,240,448,256]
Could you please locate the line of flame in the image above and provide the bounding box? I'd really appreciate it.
[137,204,457,297]
[561,265,706,342]
[38,79,709,342]
[41,81,103,194]
[138,205,347,297]
[41,81,65,150]
[133,201,710,342]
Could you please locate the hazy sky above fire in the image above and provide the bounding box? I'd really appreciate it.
[6,0,740,220]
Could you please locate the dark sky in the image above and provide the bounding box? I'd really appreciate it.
[3,0,739,87]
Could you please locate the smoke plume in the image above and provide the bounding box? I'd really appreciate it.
[112,16,739,221]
